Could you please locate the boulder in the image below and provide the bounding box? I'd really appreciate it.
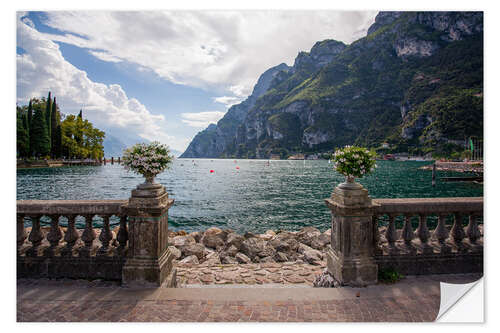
[303,249,323,264]
[274,230,297,241]
[296,227,321,246]
[268,238,290,252]
[168,246,182,259]
[274,251,289,262]
[244,231,257,239]
[204,226,223,237]
[221,255,238,264]
[310,233,330,250]
[235,252,252,264]
[298,242,314,254]
[189,231,204,243]
[260,256,276,263]
[204,248,215,257]
[203,251,221,265]
[171,235,195,247]
[179,255,199,264]
[286,238,300,252]
[257,244,276,258]
[240,237,267,259]
[259,233,274,241]
[259,230,276,241]
[226,233,245,250]
[181,243,205,259]
[201,233,225,250]
[223,245,239,258]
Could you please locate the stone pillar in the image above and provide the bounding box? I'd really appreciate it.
[122,181,176,287]
[325,179,378,287]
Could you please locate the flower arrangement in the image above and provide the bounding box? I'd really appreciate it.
[122,142,173,182]
[331,145,377,180]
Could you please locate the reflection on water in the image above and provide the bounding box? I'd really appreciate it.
[17,159,483,233]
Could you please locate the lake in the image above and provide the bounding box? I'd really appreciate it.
[17,159,483,233]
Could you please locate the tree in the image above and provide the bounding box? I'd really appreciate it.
[27,99,33,156]
[61,114,105,159]
[16,108,29,157]
[30,105,50,157]
[51,97,62,157]
[17,95,105,160]
[45,92,52,148]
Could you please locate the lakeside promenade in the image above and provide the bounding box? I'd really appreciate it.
[17,273,480,322]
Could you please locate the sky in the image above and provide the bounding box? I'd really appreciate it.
[16,10,377,152]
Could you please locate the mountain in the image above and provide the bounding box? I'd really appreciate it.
[180,63,292,158]
[103,135,127,158]
[181,11,483,159]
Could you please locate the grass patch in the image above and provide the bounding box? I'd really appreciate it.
[378,267,404,284]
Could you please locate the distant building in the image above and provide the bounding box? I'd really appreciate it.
[382,142,389,148]
[270,154,281,160]
[306,154,319,160]
[288,153,305,160]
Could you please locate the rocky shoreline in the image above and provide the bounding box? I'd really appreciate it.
[167,227,331,266]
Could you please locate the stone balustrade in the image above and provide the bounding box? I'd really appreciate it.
[325,180,483,287]
[371,197,483,276]
[17,180,177,287]
[17,200,129,280]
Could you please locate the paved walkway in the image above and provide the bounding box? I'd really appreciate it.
[17,273,481,322]
[176,262,325,286]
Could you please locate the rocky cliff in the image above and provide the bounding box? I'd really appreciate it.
[180,63,291,158]
[182,11,483,159]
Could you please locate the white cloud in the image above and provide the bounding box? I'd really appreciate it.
[87,50,122,63]
[16,15,186,152]
[180,111,226,128]
[38,11,377,100]
[213,96,244,108]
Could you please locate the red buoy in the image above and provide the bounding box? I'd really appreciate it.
[236,166,240,170]
[210,170,214,173]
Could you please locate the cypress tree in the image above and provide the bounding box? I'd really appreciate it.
[45,92,52,151]
[27,99,33,156]
[76,109,83,145]
[50,97,60,157]
[17,115,30,157]
[27,99,33,131]
[31,106,50,157]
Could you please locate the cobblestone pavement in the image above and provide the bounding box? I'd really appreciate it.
[17,295,440,322]
[17,273,482,322]
[176,261,325,286]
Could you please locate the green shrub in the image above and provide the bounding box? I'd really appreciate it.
[378,267,404,284]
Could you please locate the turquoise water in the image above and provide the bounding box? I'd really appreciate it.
[17,159,483,233]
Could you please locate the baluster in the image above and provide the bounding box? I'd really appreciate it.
[433,214,450,254]
[465,213,482,252]
[372,215,382,255]
[401,214,416,254]
[62,215,79,257]
[415,214,433,254]
[116,215,129,256]
[98,215,113,256]
[17,214,27,254]
[44,214,64,256]
[450,212,466,253]
[26,215,44,257]
[385,214,399,255]
[79,214,96,257]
